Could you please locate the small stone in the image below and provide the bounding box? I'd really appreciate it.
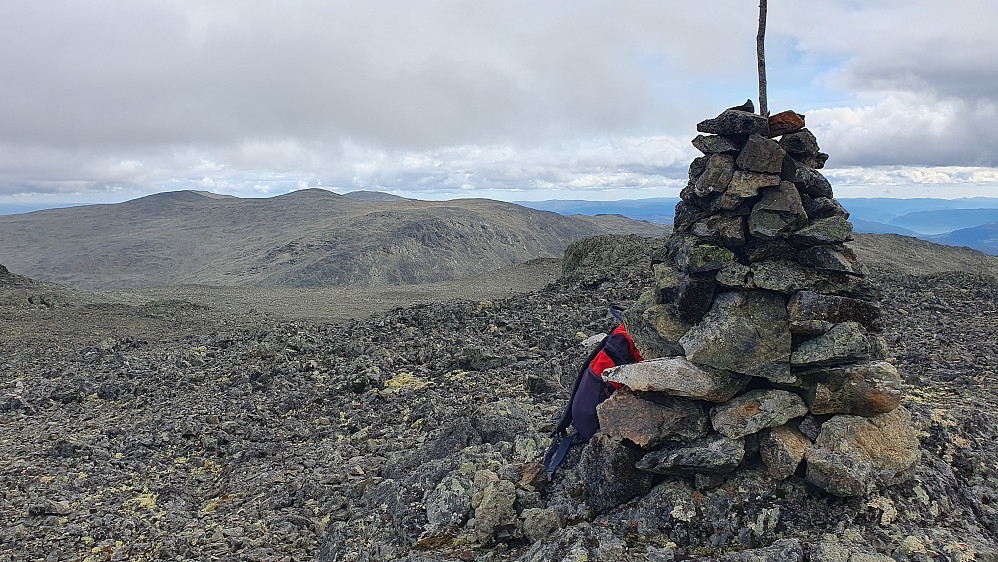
[579,434,654,513]
[680,290,792,383]
[693,154,736,198]
[711,538,803,562]
[692,134,742,155]
[780,128,821,155]
[802,197,849,221]
[653,262,683,301]
[715,171,781,211]
[689,155,709,180]
[801,361,902,417]
[716,263,753,289]
[515,463,548,492]
[736,134,788,174]
[805,406,921,496]
[790,216,854,247]
[603,357,750,402]
[760,424,811,479]
[692,215,746,247]
[798,245,869,276]
[474,480,518,544]
[596,388,709,448]
[697,109,770,136]
[748,182,808,240]
[791,322,888,367]
[786,162,833,198]
[519,508,561,543]
[27,499,71,517]
[787,291,882,335]
[674,273,718,324]
[622,304,688,359]
[767,110,806,137]
[710,389,808,439]
[636,434,746,475]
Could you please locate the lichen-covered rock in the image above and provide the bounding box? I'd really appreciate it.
[799,245,869,276]
[706,538,803,561]
[697,109,770,136]
[474,478,518,544]
[800,361,902,416]
[790,216,854,247]
[622,303,688,359]
[692,215,746,247]
[693,134,742,155]
[786,161,833,198]
[760,425,811,479]
[674,273,718,324]
[653,262,683,301]
[790,322,888,367]
[636,433,746,476]
[694,153,737,198]
[802,196,849,221]
[715,171,781,211]
[736,134,788,174]
[603,357,749,402]
[519,508,562,544]
[680,290,792,383]
[596,388,709,448]
[710,389,808,439]
[578,434,654,514]
[748,182,808,240]
[805,406,921,496]
[780,128,821,156]
[787,291,881,336]
[519,523,628,562]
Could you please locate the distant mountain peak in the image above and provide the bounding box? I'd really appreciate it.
[343,190,411,202]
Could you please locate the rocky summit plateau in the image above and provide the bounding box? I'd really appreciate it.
[3,120,998,559]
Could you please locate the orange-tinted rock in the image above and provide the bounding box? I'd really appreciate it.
[767,110,805,138]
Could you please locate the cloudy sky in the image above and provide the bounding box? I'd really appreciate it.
[2,0,997,210]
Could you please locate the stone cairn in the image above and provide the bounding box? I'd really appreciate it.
[580,101,921,512]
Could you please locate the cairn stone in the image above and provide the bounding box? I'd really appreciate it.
[636,434,746,476]
[603,357,749,402]
[767,110,805,137]
[788,291,882,335]
[710,389,808,439]
[760,424,811,479]
[805,406,921,496]
[579,434,654,513]
[799,361,902,416]
[697,109,770,136]
[606,104,917,498]
[596,389,709,448]
[680,290,792,383]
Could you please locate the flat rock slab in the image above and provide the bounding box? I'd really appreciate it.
[680,290,792,382]
[636,434,746,476]
[805,406,921,497]
[801,361,902,416]
[710,389,808,439]
[750,260,879,301]
[768,110,806,138]
[596,388,708,449]
[603,357,749,402]
[760,424,812,480]
[736,134,787,174]
[791,321,888,367]
[788,291,881,336]
[697,109,770,136]
[790,216,854,248]
[707,538,804,562]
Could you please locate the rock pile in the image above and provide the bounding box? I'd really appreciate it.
[583,102,920,508]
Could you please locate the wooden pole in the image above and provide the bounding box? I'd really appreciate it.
[757,0,768,116]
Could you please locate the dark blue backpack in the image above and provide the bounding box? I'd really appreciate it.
[543,308,643,477]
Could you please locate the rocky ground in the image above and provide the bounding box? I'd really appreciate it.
[2,235,997,561]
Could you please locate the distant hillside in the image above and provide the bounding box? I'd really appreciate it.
[849,219,921,236]
[888,208,998,235]
[931,222,998,255]
[0,189,669,290]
